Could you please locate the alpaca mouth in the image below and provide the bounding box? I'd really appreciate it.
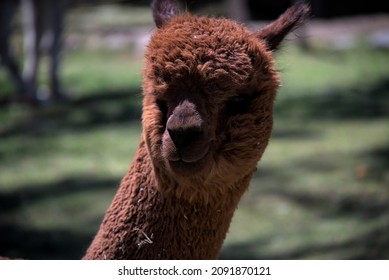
[168,155,210,175]
[169,158,196,167]
[168,150,208,166]
[170,157,197,164]
[165,144,212,174]
[162,138,211,164]
[168,150,207,164]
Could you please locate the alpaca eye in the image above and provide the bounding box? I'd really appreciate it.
[156,99,168,126]
[226,95,252,115]
[156,99,168,116]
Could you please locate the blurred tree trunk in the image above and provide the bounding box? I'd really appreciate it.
[227,0,249,22]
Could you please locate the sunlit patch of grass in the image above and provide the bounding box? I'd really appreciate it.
[277,45,389,94]
[62,50,143,96]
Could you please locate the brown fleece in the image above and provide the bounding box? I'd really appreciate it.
[83,138,251,259]
[83,0,310,260]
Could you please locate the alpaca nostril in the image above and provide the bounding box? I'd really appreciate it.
[167,126,203,150]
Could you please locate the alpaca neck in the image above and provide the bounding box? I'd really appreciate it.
[83,137,251,259]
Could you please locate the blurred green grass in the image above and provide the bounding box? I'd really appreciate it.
[1,18,389,259]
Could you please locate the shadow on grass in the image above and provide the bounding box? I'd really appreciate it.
[0,176,119,259]
[0,224,92,259]
[360,145,389,182]
[0,176,119,212]
[276,77,389,119]
[0,87,143,138]
[221,218,389,259]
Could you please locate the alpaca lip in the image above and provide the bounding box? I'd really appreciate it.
[169,155,202,165]
[163,138,211,165]
[170,158,191,163]
[167,148,211,172]
[170,155,201,164]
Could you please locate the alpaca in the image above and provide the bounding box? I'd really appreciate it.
[83,0,310,259]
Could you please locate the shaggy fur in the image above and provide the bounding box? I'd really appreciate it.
[83,0,309,260]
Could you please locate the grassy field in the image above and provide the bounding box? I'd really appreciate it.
[1,10,389,259]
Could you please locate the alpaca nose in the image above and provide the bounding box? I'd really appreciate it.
[166,100,204,150]
[167,126,203,150]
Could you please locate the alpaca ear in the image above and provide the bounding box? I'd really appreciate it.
[152,0,180,28]
[256,2,310,51]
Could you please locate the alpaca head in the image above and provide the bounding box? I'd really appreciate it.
[142,0,309,201]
